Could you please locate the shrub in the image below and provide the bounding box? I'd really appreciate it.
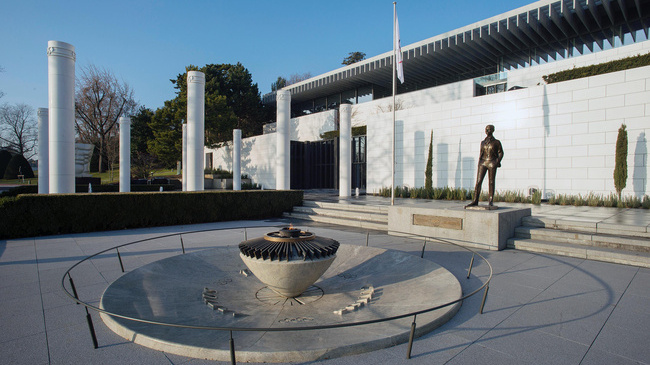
[614,124,628,201]
[0,190,303,239]
[543,52,650,84]
[425,131,433,191]
[3,154,34,179]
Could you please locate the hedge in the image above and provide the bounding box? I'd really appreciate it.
[0,190,303,239]
[542,52,650,84]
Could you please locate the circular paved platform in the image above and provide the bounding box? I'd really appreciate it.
[100,245,462,362]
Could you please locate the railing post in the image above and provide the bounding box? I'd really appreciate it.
[479,284,489,314]
[467,253,475,279]
[85,309,99,349]
[116,248,125,272]
[67,273,80,305]
[180,234,186,254]
[229,330,236,365]
[406,314,417,359]
[420,239,427,258]
[366,231,369,246]
[69,273,99,348]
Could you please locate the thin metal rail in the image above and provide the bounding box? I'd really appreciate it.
[61,224,493,363]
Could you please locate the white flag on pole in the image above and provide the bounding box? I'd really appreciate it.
[395,11,404,84]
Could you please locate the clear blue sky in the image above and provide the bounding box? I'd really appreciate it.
[1,0,532,112]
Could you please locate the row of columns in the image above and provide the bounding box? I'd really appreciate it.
[42,40,352,195]
[41,41,211,194]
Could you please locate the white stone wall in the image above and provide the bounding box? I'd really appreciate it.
[206,110,336,189]
[208,133,277,189]
[262,109,337,138]
[368,65,650,199]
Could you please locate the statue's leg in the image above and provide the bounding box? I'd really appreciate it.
[487,167,497,205]
[468,165,487,206]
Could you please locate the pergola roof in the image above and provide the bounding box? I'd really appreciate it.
[266,0,650,105]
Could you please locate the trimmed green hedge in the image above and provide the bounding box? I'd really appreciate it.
[543,52,650,84]
[0,190,303,239]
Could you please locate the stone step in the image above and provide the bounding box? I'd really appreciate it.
[521,216,650,239]
[514,226,650,253]
[302,200,390,215]
[507,238,650,268]
[283,211,388,231]
[292,206,388,224]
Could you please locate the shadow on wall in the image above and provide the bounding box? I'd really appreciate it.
[437,143,448,187]
[414,130,425,187]
[455,139,462,188]
[462,157,475,190]
[633,132,647,198]
[395,120,404,187]
[240,138,275,189]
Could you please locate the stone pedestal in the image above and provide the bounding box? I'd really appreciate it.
[47,41,75,194]
[276,90,290,190]
[233,129,241,191]
[119,117,131,192]
[186,71,205,191]
[388,205,531,250]
[37,108,49,194]
[339,104,352,197]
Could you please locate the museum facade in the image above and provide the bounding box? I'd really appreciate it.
[206,0,650,198]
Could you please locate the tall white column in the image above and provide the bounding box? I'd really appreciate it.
[119,117,131,192]
[182,123,187,191]
[186,71,205,191]
[233,129,242,191]
[339,104,352,197]
[47,41,75,194]
[37,108,49,194]
[276,90,291,190]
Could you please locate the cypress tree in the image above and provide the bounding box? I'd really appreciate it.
[614,124,628,200]
[425,131,433,193]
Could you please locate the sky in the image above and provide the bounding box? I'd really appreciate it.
[1,0,533,112]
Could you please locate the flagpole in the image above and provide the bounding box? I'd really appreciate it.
[391,1,397,206]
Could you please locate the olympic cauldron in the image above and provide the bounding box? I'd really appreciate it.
[239,227,339,297]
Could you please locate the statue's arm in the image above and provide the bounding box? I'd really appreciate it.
[497,141,504,167]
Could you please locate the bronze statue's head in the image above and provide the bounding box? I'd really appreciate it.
[485,124,495,135]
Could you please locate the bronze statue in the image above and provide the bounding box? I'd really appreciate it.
[466,124,504,207]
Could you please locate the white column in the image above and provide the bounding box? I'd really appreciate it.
[186,71,205,191]
[276,90,291,190]
[119,117,131,192]
[182,123,187,191]
[233,129,242,191]
[339,104,352,197]
[37,108,49,194]
[47,41,75,194]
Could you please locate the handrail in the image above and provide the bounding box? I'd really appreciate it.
[61,224,493,362]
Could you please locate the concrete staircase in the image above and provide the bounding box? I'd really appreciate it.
[283,201,388,231]
[507,216,650,268]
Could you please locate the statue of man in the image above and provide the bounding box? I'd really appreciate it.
[466,124,504,207]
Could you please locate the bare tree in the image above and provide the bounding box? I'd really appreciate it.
[0,103,37,158]
[0,65,5,100]
[75,64,137,172]
[287,72,312,85]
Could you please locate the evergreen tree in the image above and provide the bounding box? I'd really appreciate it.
[614,124,628,200]
[425,131,433,193]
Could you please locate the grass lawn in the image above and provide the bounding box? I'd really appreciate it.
[0,168,179,186]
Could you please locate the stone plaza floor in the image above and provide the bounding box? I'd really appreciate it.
[1,205,649,364]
